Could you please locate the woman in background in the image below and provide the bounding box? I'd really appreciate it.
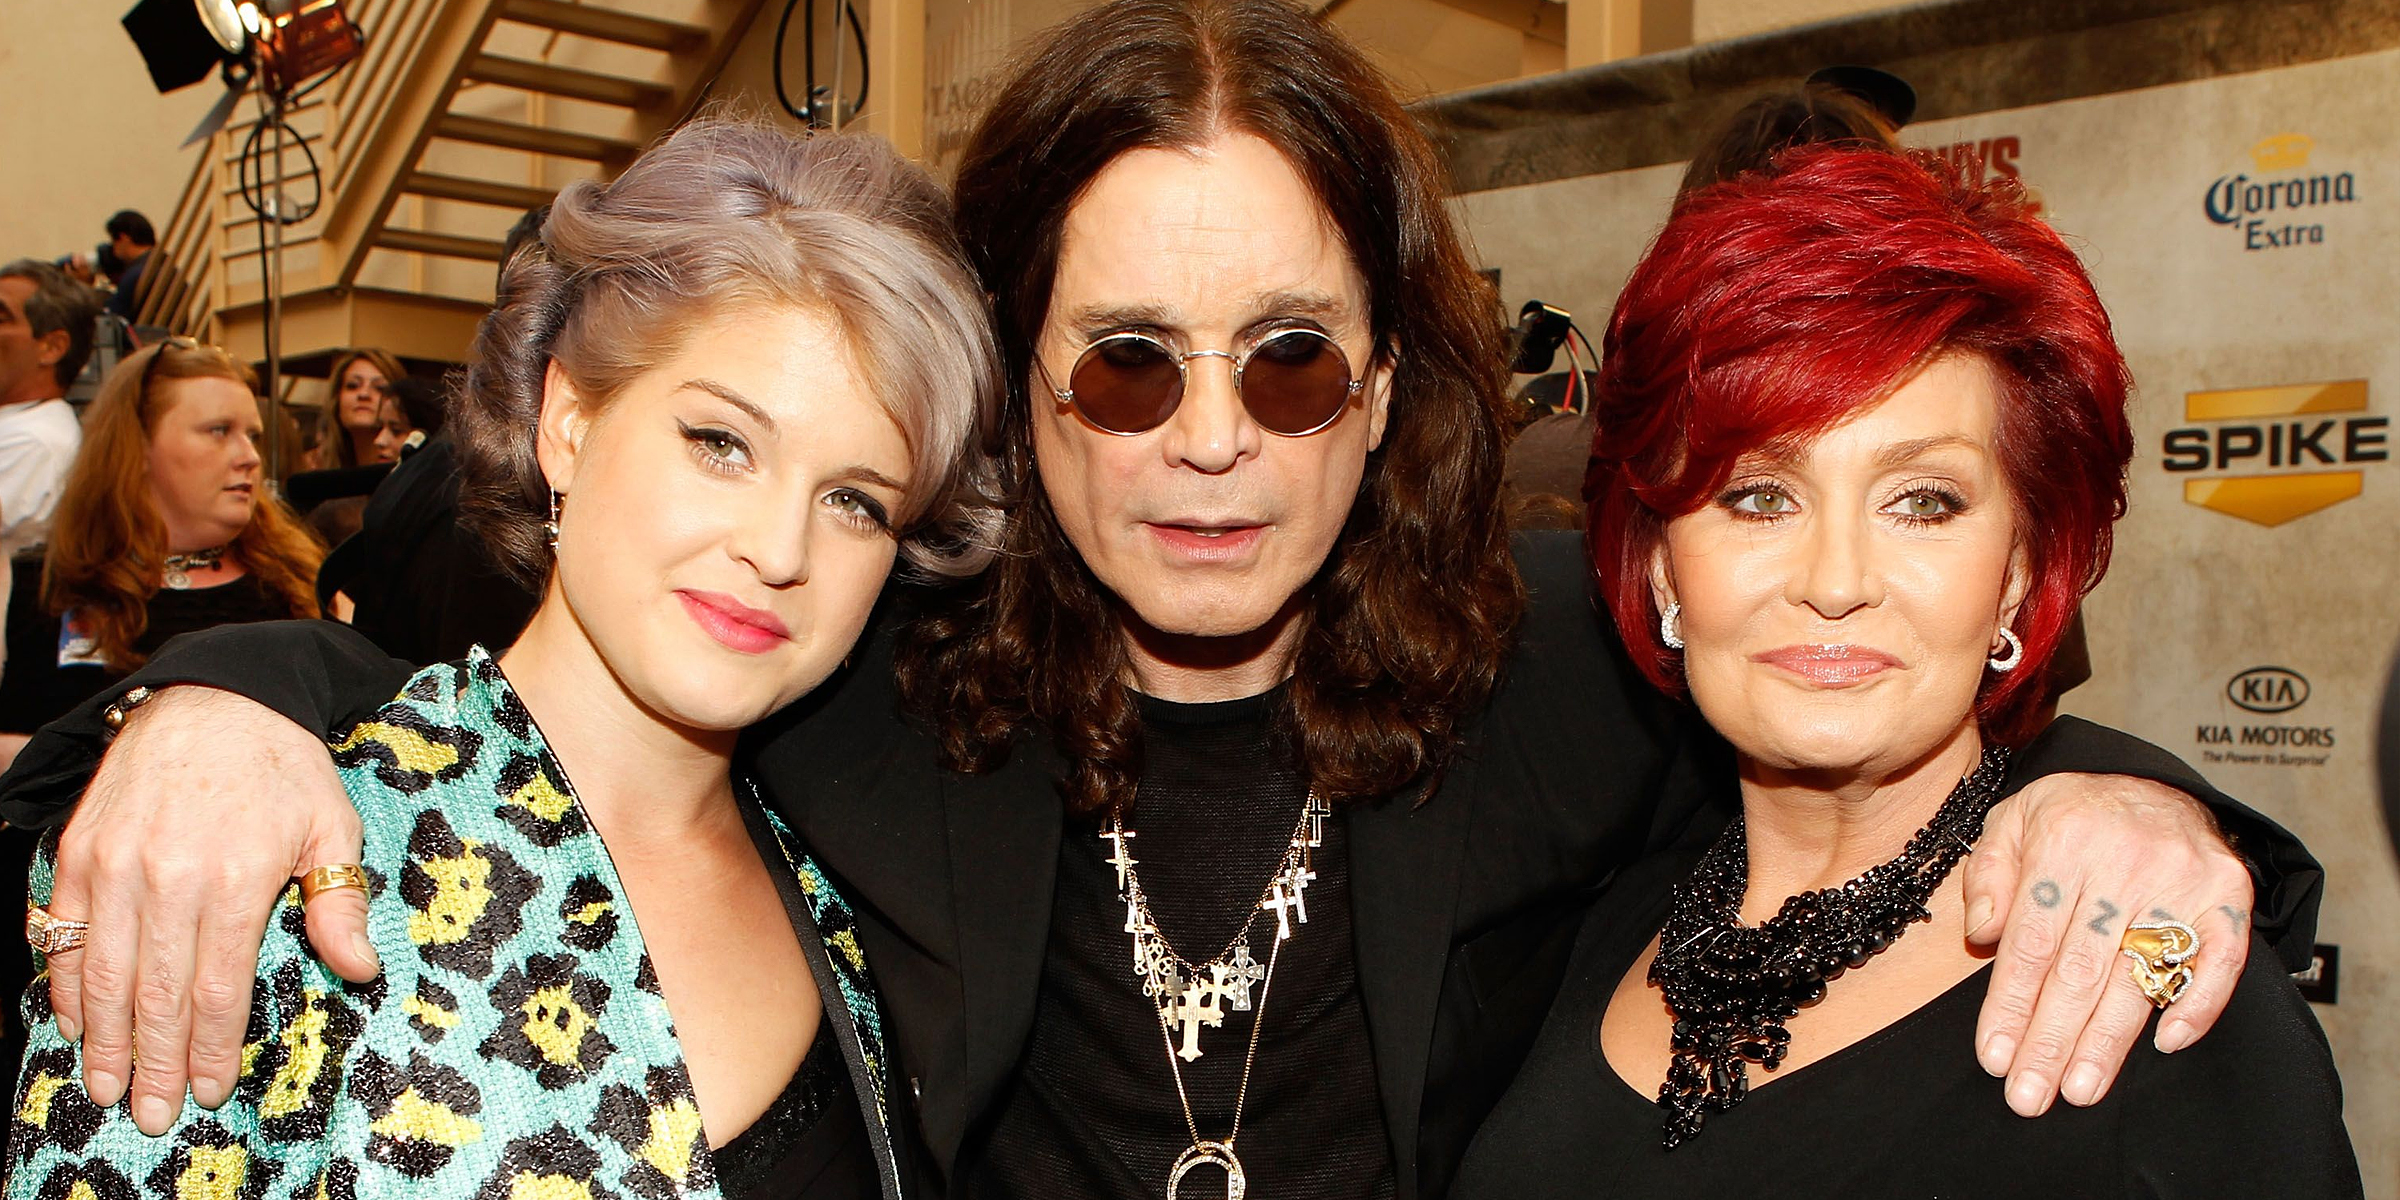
[0,339,322,742]
[1453,147,2358,1198]
[318,347,405,468]
[369,374,444,464]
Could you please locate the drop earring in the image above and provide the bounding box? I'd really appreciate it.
[545,490,561,550]
[1660,601,1684,650]
[1987,627,2023,673]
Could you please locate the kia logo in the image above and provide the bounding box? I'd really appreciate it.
[2228,666,2310,714]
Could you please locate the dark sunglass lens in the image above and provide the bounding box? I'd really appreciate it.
[1070,337,1184,433]
[1243,332,1353,434]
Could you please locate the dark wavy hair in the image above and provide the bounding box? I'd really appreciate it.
[896,0,1524,813]
[1587,146,2133,745]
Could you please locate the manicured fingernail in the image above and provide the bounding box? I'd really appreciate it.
[56,1014,79,1042]
[192,1075,230,1109]
[2063,1062,2104,1106]
[87,1069,124,1108]
[2005,1072,2053,1117]
[2156,1019,2193,1054]
[351,933,381,971]
[1965,897,1994,937]
[1979,1033,2015,1076]
[135,1094,171,1134]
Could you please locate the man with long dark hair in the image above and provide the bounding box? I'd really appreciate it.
[0,2,2314,1196]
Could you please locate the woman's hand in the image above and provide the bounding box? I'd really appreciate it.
[1960,773,2254,1116]
[43,685,372,1135]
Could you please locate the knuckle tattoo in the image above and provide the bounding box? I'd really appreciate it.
[2085,898,2119,936]
[2029,879,2063,908]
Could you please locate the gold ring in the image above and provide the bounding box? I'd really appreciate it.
[25,906,89,955]
[2121,918,2199,1008]
[299,863,370,904]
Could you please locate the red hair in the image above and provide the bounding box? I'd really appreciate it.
[1586,146,2132,745]
[48,342,324,672]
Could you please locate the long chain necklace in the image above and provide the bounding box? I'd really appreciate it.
[1648,746,2010,1149]
[1104,789,1331,1200]
[162,545,228,590]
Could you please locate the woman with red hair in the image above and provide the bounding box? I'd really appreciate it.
[1454,148,2358,1195]
[0,340,324,740]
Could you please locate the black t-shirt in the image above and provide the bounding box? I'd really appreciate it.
[0,555,291,733]
[1451,841,2363,1199]
[964,688,1397,1199]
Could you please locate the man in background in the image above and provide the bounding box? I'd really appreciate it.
[100,212,157,322]
[0,261,98,560]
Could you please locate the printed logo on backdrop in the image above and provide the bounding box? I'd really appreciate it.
[2161,380,2388,526]
[2197,666,2336,768]
[1923,136,2037,211]
[2202,133,2359,250]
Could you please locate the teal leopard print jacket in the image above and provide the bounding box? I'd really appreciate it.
[6,649,902,1199]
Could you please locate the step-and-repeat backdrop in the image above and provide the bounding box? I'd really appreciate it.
[1457,45,2400,1189]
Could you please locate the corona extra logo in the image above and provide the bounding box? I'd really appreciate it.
[2160,381,2388,526]
[2202,131,2358,250]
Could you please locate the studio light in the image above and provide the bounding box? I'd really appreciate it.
[121,0,252,93]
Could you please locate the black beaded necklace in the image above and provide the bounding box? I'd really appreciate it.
[1648,745,2011,1149]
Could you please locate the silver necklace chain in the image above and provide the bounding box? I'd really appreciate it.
[1104,790,1330,1198]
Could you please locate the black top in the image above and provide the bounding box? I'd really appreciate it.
[0,555,290,733]
[313,434,539,665]
[285,462,396,511]
[714,1002,876,1199]
[1452,840,2362,1199]
[965,688,1395,1199]
[0,533,2326,1200]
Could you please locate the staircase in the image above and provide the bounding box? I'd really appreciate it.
[136,0,769,381]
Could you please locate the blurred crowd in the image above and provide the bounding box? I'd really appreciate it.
[0,231,537,769]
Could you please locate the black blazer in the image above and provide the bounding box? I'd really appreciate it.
[0,533,2323,1200]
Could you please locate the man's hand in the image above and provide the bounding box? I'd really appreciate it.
[1959,773,2253,1116]
[43,686,371,1135]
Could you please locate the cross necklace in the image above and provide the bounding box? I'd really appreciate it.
[1104,789,1331,1200]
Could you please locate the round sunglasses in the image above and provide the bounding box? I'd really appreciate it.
[1037,328,1365,436]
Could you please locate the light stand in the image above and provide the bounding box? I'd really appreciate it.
[255,82,292,485]
[126,0,362,486]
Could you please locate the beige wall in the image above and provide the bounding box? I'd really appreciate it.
[705,0,1559,173]
[1690,0,1906,43]
[0,2,224,269]
[1456,47,2400,1193]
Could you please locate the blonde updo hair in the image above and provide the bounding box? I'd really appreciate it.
[455,118,1003,589]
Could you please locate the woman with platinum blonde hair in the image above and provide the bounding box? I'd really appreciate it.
[1454,147,2358,1196]
[10,118,999,1199]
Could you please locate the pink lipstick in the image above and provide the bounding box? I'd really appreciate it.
[1752,644,1902,687]
[678,590,791,655]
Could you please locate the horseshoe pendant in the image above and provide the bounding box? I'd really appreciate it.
[1167,1139,1246,1200]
